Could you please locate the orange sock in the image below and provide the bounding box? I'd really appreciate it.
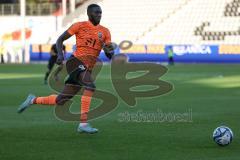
[33,94,57,105]
[80,89,94,123]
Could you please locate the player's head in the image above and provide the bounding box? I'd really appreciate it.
[87,4,102,25]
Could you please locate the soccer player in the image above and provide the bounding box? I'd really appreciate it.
[44,43,66,84]
[18,4,114,134]
[167,46,174,65]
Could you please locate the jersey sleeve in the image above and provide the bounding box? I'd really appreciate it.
[104,28,111,45]
[67,22,81,35]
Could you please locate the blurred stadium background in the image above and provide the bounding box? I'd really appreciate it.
[0,0,240,63]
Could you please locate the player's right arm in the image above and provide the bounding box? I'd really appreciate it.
[56,31,72,65]
[56,22,80,65]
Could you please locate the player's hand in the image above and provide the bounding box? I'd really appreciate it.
[56,56,64,65]
[103,43,115,59]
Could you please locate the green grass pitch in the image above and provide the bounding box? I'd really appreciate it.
[0,63,240,160]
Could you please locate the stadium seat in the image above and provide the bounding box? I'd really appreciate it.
[59,0,240,45]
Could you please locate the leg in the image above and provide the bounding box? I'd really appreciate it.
[18,84,81,113]
[33,83,81,105]
[77,70,98,133]
[44,69,51,84]
[1,54,4,64]
[168,57,174,65]
[44,56,56,84]
[170,57,174,65]
[64,56,98,133]
[56,84,81,105]
[78,70,96,122]
[53,63,63,81]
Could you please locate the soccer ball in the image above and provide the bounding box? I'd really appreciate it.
[213,126,233,146]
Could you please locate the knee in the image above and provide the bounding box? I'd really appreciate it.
[84,83,96,92]
[56,95,73,105]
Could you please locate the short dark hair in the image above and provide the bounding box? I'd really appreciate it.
[87,4,100,13]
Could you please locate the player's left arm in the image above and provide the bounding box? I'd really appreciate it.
[103,29,115,59]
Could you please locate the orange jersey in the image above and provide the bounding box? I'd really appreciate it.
[67,21,111,69]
